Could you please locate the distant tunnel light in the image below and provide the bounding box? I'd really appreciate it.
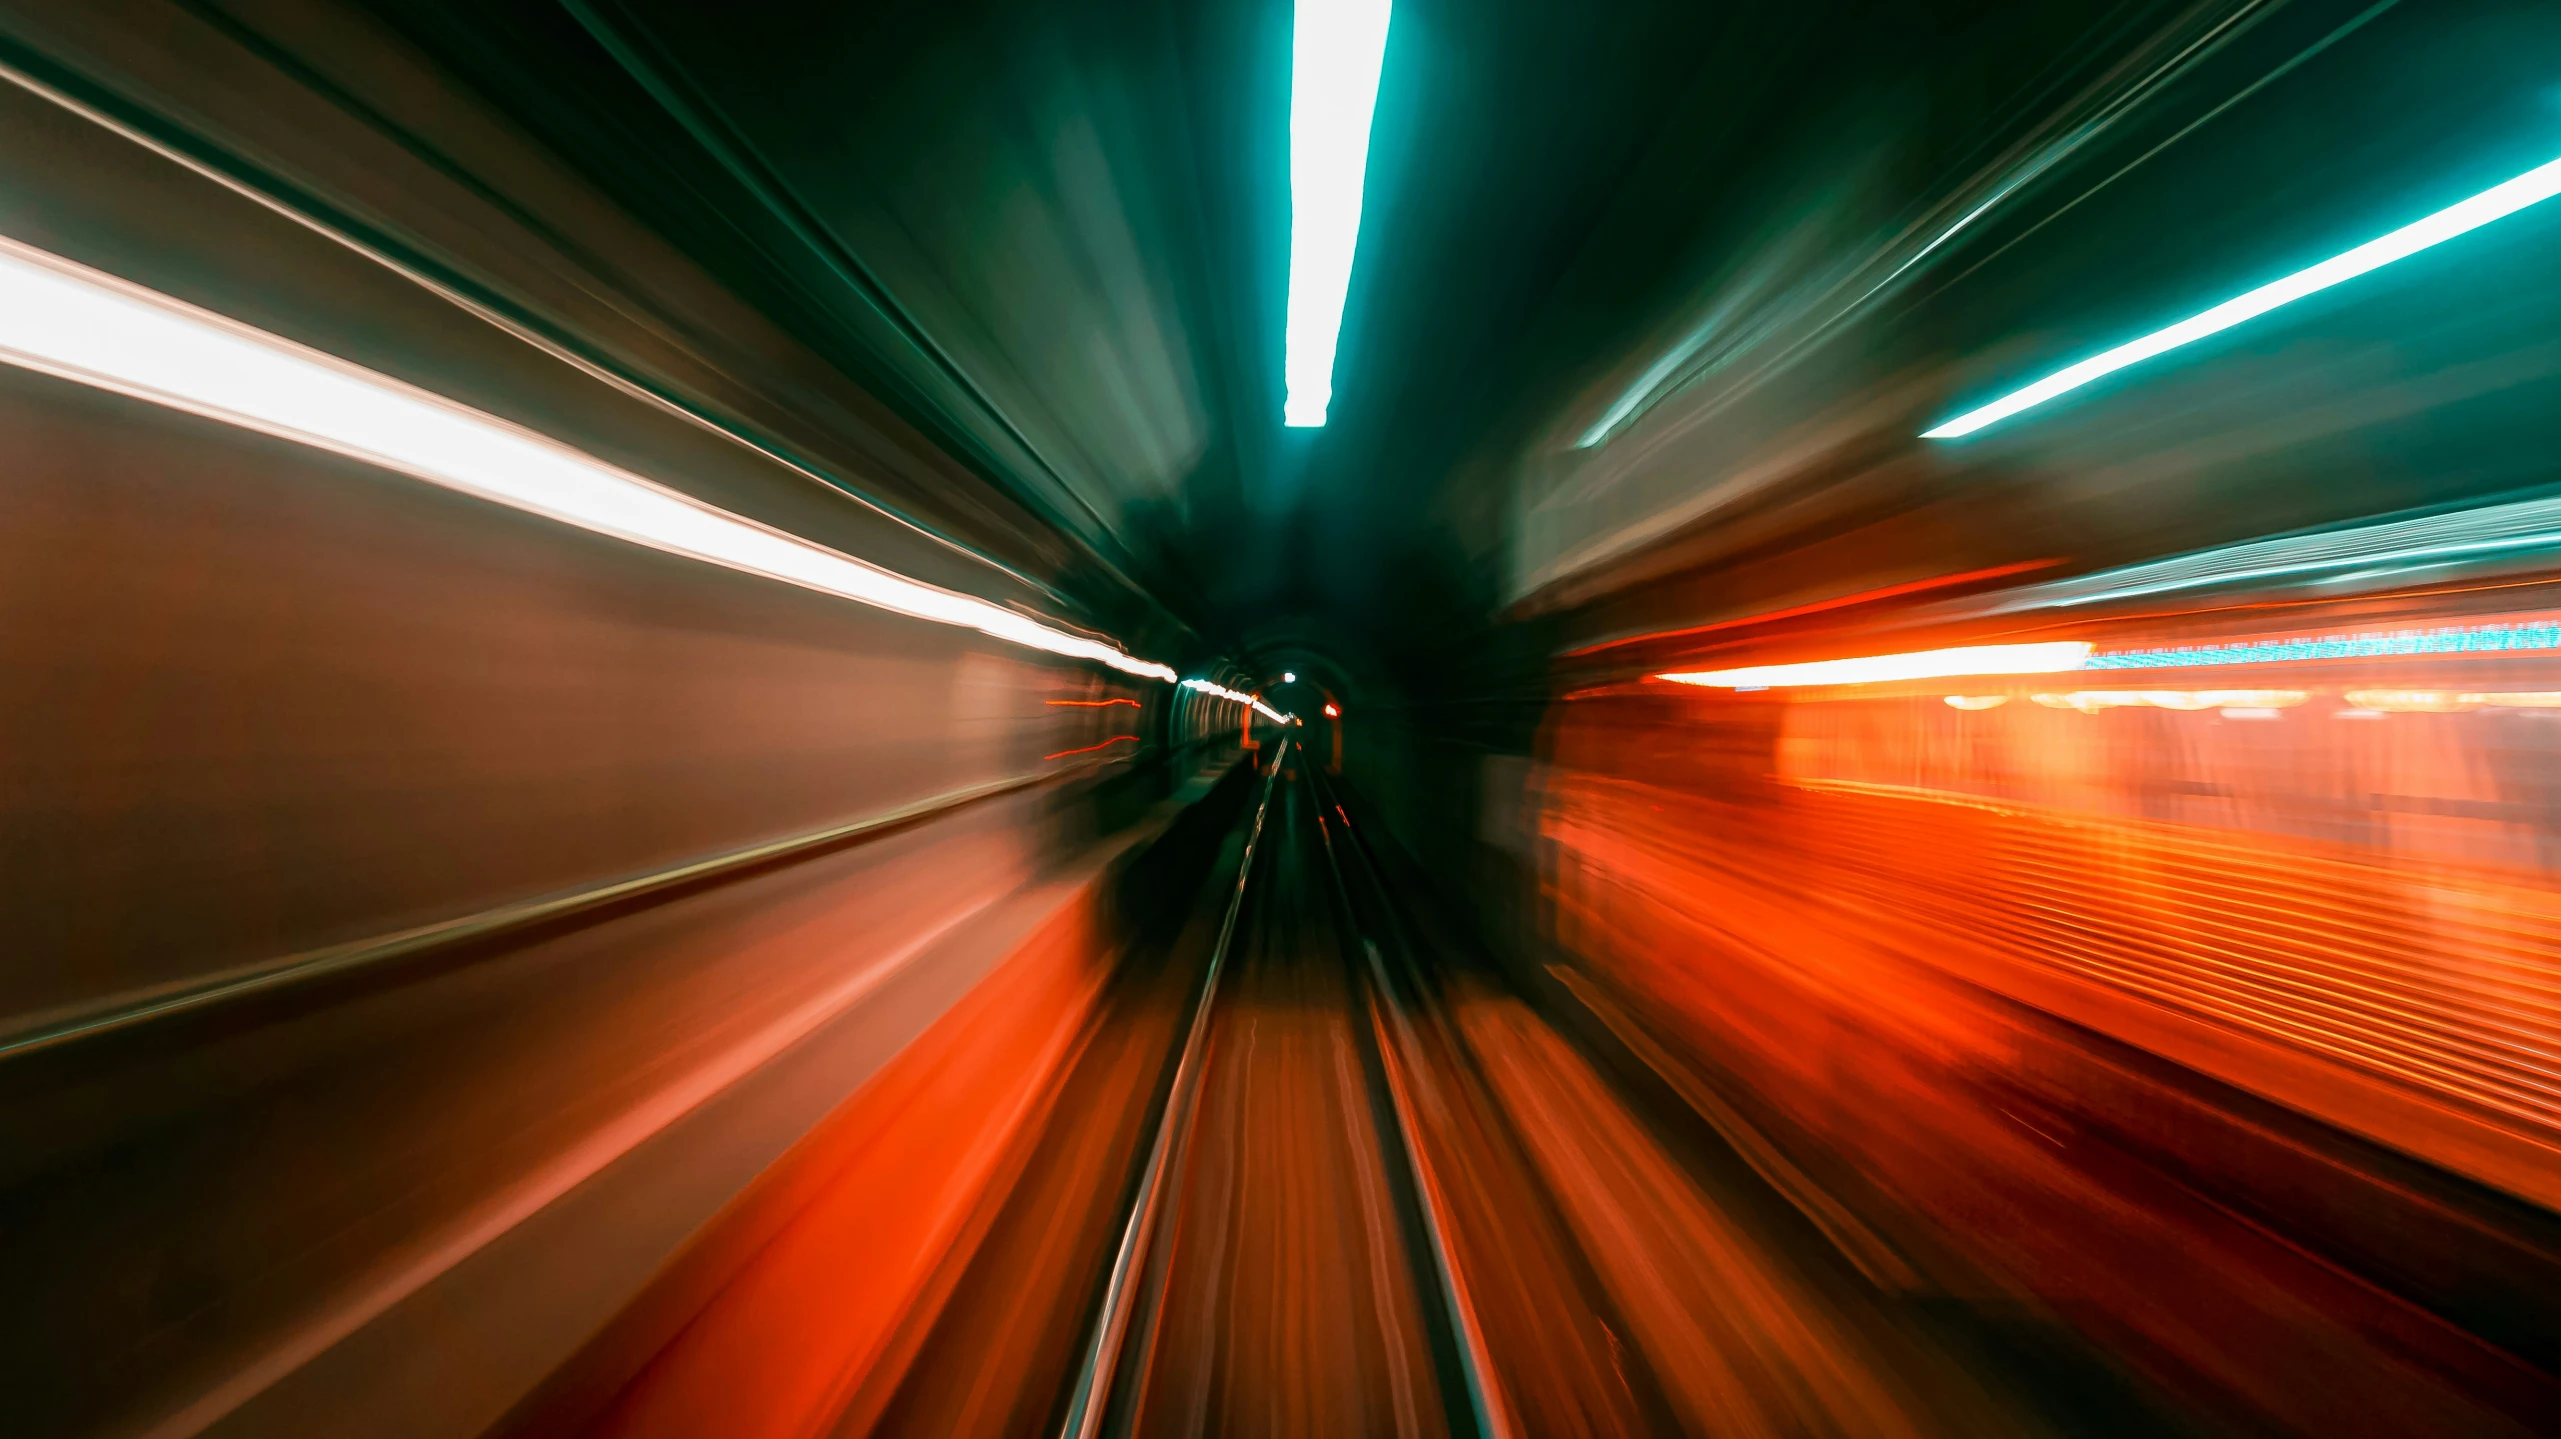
[1283,670,1297,683]
[0,236,1177,683]
[1660,641,2092,690]
[1283,0,1393,428]
[1324,702,1339,716]
[1923,153,2561,439]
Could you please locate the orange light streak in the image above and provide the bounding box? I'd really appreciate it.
[1044,735,1139,759]
[1566,559,2060,657]
[1046,698,1140,707]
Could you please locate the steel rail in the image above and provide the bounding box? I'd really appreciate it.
[1309,772,1517,1439]
[1056,739,1289,1439]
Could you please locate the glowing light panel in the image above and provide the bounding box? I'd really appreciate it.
[1924,153,2561,439]
[0,236,1179,682]
[1283,0,1393,428]
[1661,642,2092,690]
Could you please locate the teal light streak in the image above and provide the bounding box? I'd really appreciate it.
[1924,152,2561,439]
[2090,620,2561,670]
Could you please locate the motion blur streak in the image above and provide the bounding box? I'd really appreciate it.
[2091,616,2561,668]
[0,235,1175,681]
[1183,676,1297,725]
[2028,688,2308,711]
[1045,736,1143,759]
[1925,151,2561,437]
[1563,559,2061,656]
[1660,641,2093,689]
[16,2,2561,1438]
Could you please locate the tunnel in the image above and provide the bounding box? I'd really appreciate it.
[6,0,2561,1434]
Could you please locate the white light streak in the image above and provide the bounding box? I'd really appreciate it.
[2030,689,2307,713]
[1661,642,2092,690]
[1284,0,1393,428]
[1181,677,1295,726]
[2344,690,2561,713]
[1924,153,2561,439]
[0,236,1176,682]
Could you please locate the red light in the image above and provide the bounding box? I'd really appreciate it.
[1324,703,1339,717]
[1043,735,1139,759]
[1562,559,2059,656]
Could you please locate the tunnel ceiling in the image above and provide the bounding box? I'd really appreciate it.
[345,0,2561,689]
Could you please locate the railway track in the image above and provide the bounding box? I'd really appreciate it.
[1054,740,1498,1438]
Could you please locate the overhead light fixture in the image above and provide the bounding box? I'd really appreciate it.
[1283,0,1393,428]
[1660,641,2092,689]
[1283,671,1297,683]
[0,235,1176,682]
[1923,152,2561,439]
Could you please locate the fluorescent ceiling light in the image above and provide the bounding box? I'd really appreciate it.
[1924,152,2561,439]
[1660,641,2092,689]
[1283,0,1393,428]
[0,235,1176,682]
